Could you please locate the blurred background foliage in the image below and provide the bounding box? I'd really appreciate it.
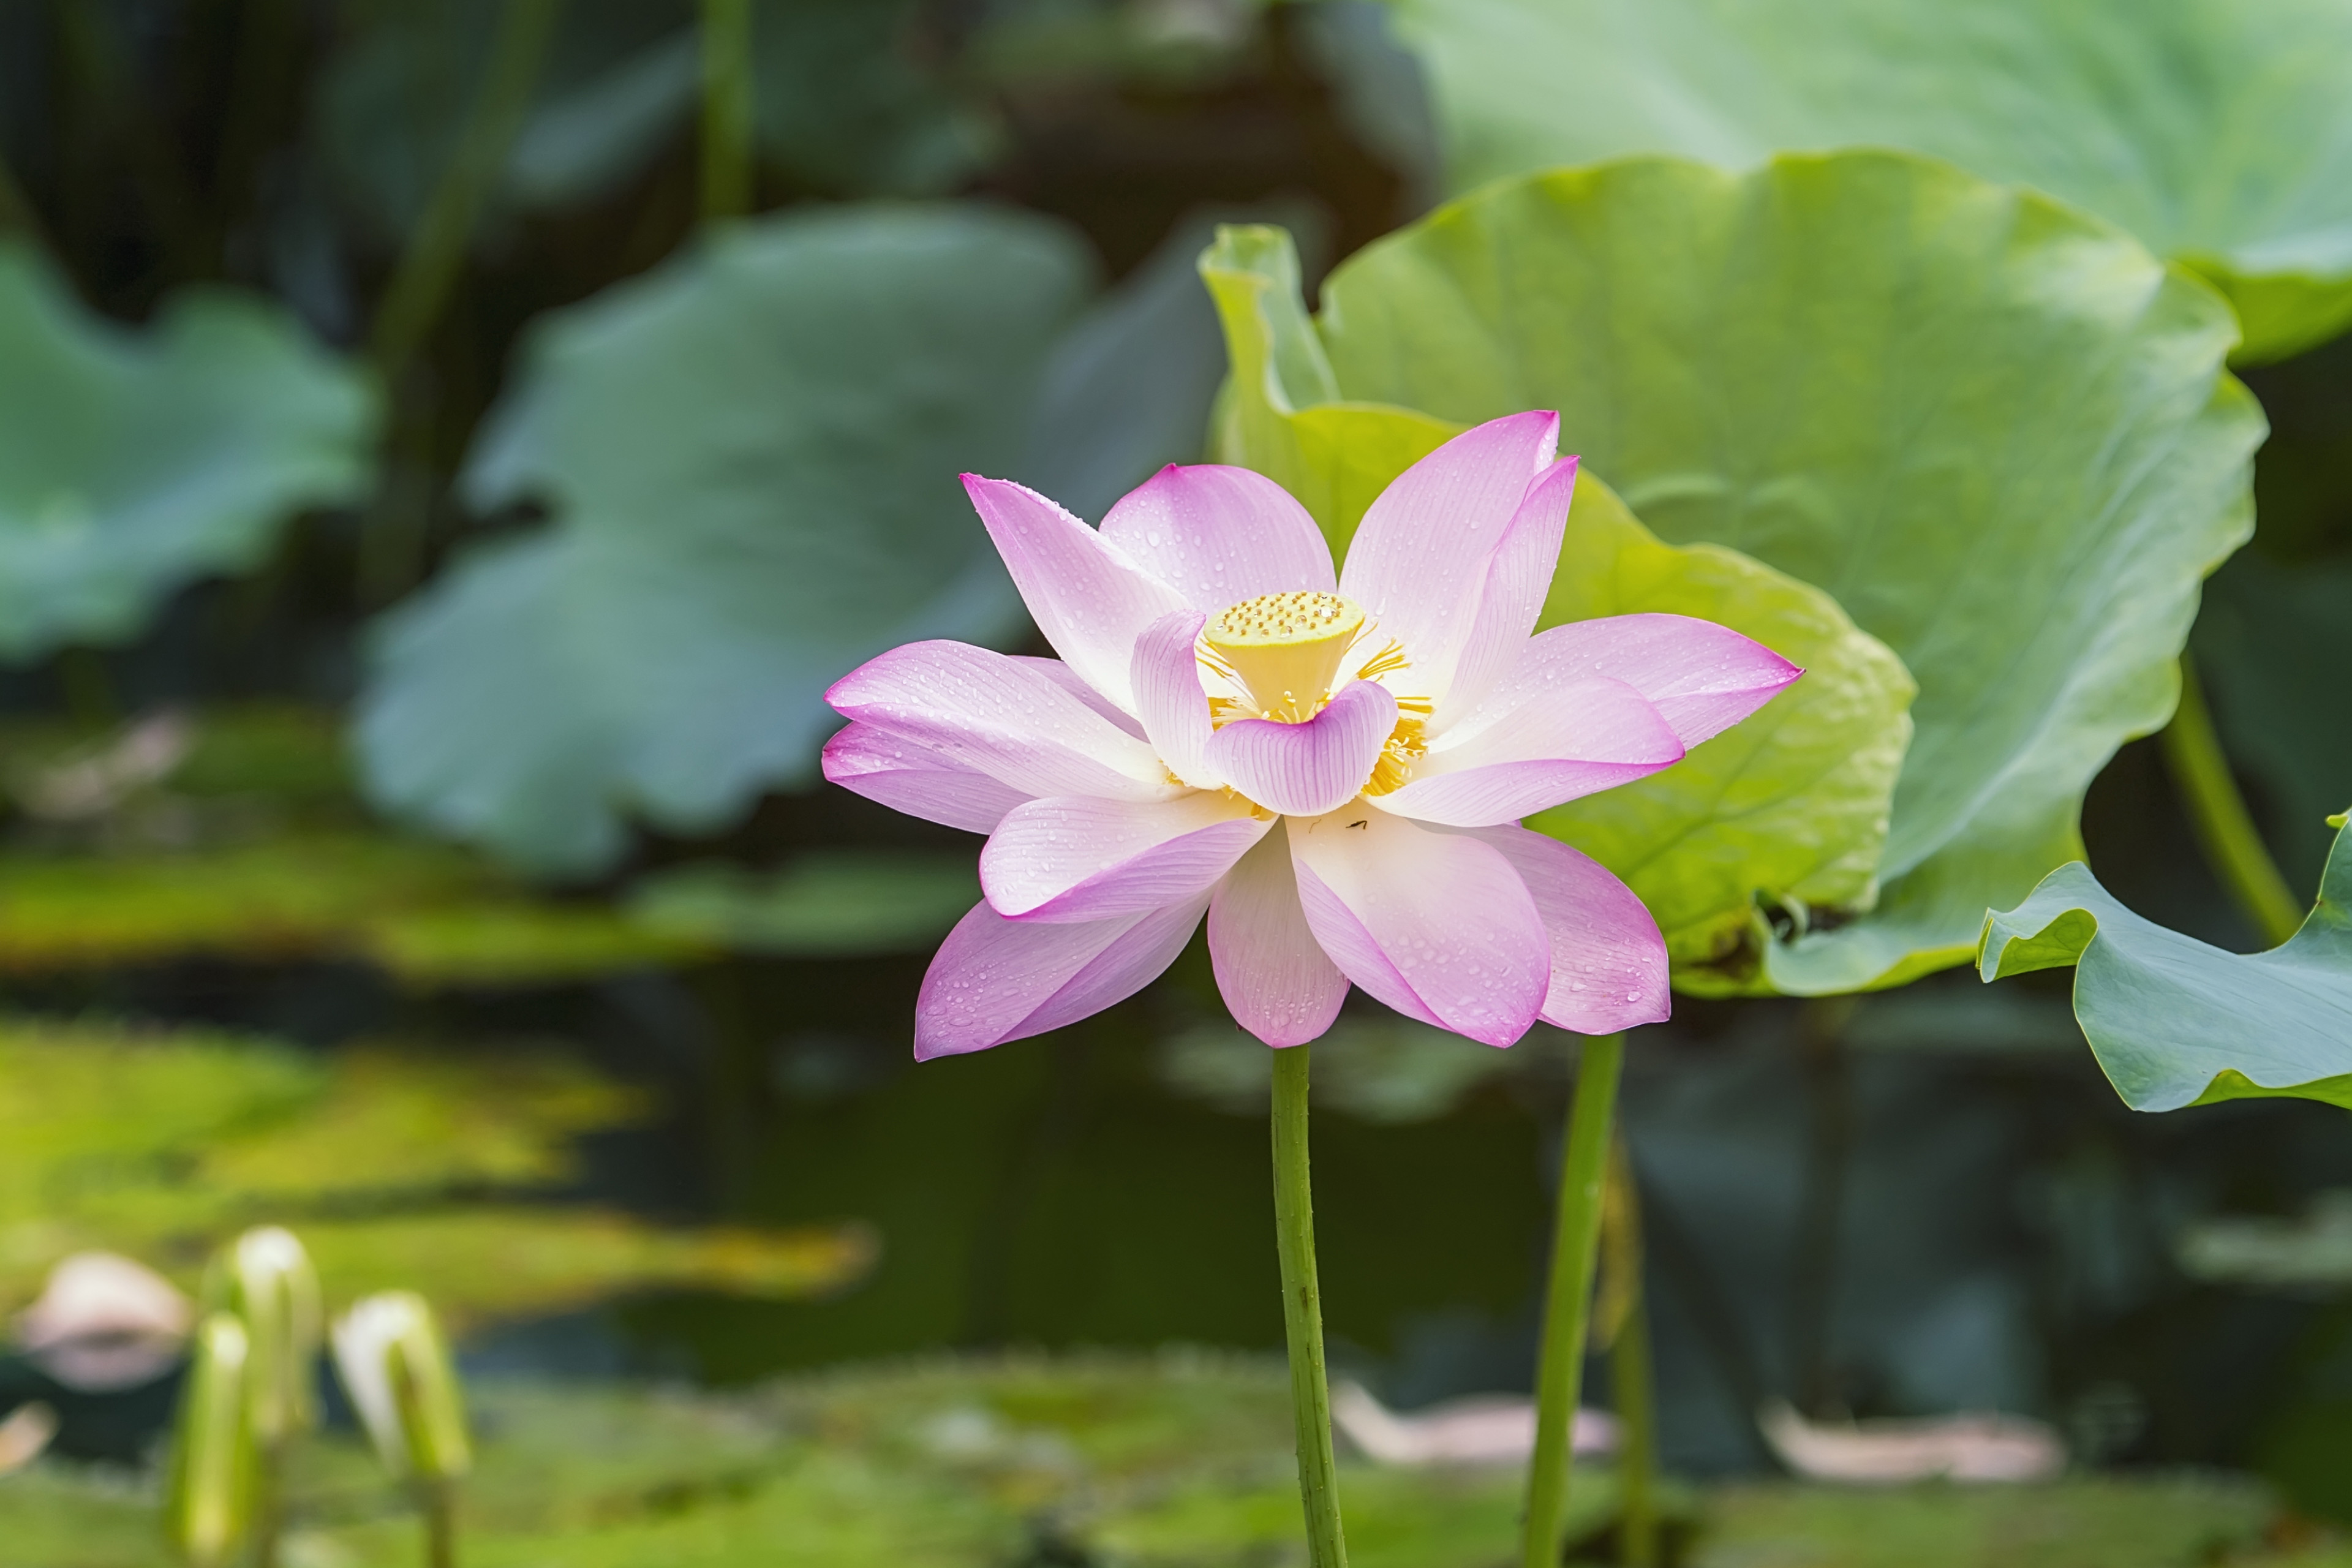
[0,0,2348,1561]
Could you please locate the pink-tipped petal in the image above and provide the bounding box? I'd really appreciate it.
[1099,464,1336,612]
[1207,679,1398,818]
[1472,825,1668,1034]
[981,793,1270,923]
[1472,614,1804,749]
[1436,456,1580,726]
[1132,609,1223,788]
[1208,823,1348,1047]
[1337,412,1558,692]
[1017,655,1147,738]
[827,639,1175,802]
[1374,675,1684,826]
[1288,809,1549,1047]
[963,474,1188,712]
[821,721,1031,834]
[914,895,1207,1059]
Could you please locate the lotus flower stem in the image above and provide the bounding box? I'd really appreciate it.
[700,0,755,221]
[1606,1139,1660,1568]
[2162,655,2301,946]
[1521,1032,1624,1568]
[1271,1042,1347,1568]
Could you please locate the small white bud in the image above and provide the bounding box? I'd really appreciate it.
[330,1292,471,1483]
[164,1314,254,1568]
[204,1227,322,1444]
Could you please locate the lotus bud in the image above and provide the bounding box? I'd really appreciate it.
[164,1314,254,1568]
[330,1292,471,1483]
[203,1227,322,1444]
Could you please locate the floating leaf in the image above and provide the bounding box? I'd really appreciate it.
[294,1210,876,1330]
[361,900,712,987]
[0,835,481,971]
[0,244,376,661]
[630,850,979,959]
[1203,152,2260,993]
[1389,0,2352,362]
[356,206,1093,875]
[196,1047,638,1205]
[1978,816,2352,1112]
[0,1362,2281,1566]
[0,1018,872,1322]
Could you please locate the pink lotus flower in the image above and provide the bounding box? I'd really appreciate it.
[824,412,1800,1059]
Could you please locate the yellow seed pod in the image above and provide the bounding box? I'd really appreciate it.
[1203,591,1367,724]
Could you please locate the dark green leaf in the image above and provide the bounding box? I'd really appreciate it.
[356,206,1093,875]
[0,245,376,660]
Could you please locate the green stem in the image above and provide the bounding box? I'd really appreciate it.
[1272,1044,1348,1568]
[1607,1142,1660,1568]
[252,1439,284,1568]
[1521,1033,1624,1568]
[699,0,755,222]
[2162,655,2302,946]
[367,0,563,377]
[420,1477,458,1568]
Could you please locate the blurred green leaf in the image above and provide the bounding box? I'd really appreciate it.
[1978,816,2352,1112]
[1389,0,2352,363]
[1204,153,2260,994]
[0,833,478,971]
[357,205,1093,875]
[630,850,979,958]
[0,244,377,662]
[0,1017,871,1325]
[0,1362,2287,1567]
[295,1210,876,1331]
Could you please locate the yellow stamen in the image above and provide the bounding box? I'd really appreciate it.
[1366,715,1428,794]
[1201,590,1367,725]
[1355,639,1411,683]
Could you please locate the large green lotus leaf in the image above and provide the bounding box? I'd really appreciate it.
[356,205,1091,875]
[1386,0,2352,363]
[1202,153,2261,993]
[1978,815,2352,1113]
[0,245,376,662]
[1192,246,1917,990]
